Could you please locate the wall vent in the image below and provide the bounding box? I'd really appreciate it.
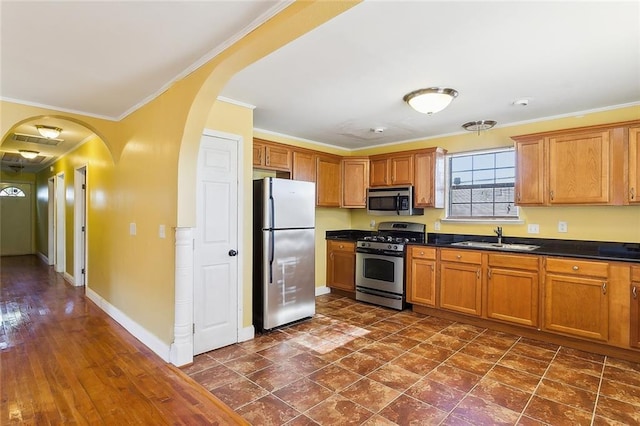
[1,152,45,164]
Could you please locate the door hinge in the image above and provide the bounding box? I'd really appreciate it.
[82,226,85,232]
[81,268,85,275]
[82,184,86,190]
[193,324,195,334]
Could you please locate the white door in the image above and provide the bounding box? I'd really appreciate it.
[0,183,32,255]
[74,166,87,286]
[194,134,239,355]
[55,173,65,273]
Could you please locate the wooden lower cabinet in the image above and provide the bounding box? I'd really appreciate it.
[631,266,640,348]
[326,240,355,292]
[543,258,609,341]
[439,249,482,316]
[406,246,436,306]
[487,254,540,327]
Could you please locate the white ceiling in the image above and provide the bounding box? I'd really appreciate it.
[1,1,639,173]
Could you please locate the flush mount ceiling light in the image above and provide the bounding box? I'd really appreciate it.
[35,125,62,139]
[462,120,497,135]
[403,87,458,115]
[19,150,39,159]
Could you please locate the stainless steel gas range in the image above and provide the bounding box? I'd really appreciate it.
[355,222,426,310]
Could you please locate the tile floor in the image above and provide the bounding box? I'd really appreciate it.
[182,294,640,425]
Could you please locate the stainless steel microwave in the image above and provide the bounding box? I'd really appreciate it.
[366,186,424,216]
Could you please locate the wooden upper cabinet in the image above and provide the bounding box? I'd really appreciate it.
[253,139,291,172]
[292,151,316,182]
[316,154,341,207]
[514,137,546,206]
[414,149,445,208]
[548,130,610,204]
[341,157,369,208]
[369,154,414,187]
[629,127,640,204]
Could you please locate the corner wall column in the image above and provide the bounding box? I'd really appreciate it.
[170,226,193,366]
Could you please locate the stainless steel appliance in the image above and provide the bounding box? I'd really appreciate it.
[355,221,426,310]
[366,186,424,216]
[253,177,316,331]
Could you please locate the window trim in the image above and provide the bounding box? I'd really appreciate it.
[444,147,520,222]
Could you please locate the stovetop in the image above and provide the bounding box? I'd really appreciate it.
[356,222,426,253]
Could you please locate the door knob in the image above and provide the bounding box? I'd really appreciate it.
[228,249,238,256]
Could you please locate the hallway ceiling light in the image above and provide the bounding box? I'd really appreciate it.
[403,87,458,115]
[36,125,62,139]
[462,120,497,135]
[19,150,39,159]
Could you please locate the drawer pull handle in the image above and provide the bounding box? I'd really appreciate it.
[456,255,462,259]
[572,266,579,271]
[602,282,607,295]
[633,286,638,299]
[419,251,424,255]
[339,245,344,249]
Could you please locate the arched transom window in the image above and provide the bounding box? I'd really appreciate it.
[0,187,26,197]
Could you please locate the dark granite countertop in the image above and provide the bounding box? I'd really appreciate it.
[425,233,640,263]
[325,230,640,263]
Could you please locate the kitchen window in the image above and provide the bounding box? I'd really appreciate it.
[446,148,518,221]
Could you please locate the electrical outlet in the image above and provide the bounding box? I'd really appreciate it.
[434,220,441,231]
[129,222,137,236]
[370,220,376,228]
[527,224,540,234]
[558,221,568,233]
[159,224,166,239]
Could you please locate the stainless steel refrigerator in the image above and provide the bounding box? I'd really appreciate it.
[253,177,316,332]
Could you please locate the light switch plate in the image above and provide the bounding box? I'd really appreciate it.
[129,222,137,236]
[434,221,441,231]
[159,224,166,239]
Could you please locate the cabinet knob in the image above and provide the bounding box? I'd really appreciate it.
[339,244,344,249]
[456,255,462,259]
[572,266,579,271]
[419,251,424,255]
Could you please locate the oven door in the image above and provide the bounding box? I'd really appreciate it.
[355,251,404,295]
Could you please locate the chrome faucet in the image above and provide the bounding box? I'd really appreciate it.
[494,226,503,245]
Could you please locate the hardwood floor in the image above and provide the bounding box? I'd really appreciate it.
[0,255,247,425]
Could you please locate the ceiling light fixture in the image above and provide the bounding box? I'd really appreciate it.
[19,150,39,159]
[462,120,497,136]
[36,125,62,139]
[403,87,458,115]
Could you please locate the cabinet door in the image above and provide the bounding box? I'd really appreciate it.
[413,152,434,207]
[253,143,266,166]
[548,131,610,204]
[390,155,414,185]
[631,267,640,348]
[369,158,389,187]
[406,247,436,306]
[487,267,539,327]
[543,273,608,341]
[326,241,355,291]
[514,138,546,205]
[292,151,316,182]
[342,158,369,208]
[265,144,292,171]
[316,155,341,207]
[629,127,640,204]
[440,262,482,316]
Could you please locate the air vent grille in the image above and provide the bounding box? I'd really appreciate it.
[11,133,62,146]
[1,152,45,164]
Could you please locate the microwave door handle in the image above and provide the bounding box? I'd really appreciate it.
[396,193,400,215]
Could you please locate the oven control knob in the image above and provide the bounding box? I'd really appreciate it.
[387,244,392,249]
[394,245,398,250]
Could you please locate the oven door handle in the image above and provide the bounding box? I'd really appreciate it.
[356,287,403,300]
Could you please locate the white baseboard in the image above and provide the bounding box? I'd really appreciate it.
[36,252,48,264]
[85,287,171,362]
[315,286,331,296]
[63,272,75,285]
[239,325,255,342]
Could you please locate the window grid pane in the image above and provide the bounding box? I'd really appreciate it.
[448,150,517,219]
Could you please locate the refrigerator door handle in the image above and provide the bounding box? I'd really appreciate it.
[268,179,275,230]
[268,229,275,283]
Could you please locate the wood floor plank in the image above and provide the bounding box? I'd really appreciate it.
[0,255,248,425]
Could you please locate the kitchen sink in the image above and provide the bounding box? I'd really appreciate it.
[450,241,540,251]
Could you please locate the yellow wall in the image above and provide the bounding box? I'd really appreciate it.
[349,106,640,242]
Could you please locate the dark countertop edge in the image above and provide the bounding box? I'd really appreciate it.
[325,230,640,263]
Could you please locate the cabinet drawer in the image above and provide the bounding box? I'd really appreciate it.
[632,266,640,281]
[327,240,355,253]
[440,249,482,264]
[409,246,436,260]
[545,257,608,278]
[488,253,539,271]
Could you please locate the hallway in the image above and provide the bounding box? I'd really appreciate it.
[0,255,246,424]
